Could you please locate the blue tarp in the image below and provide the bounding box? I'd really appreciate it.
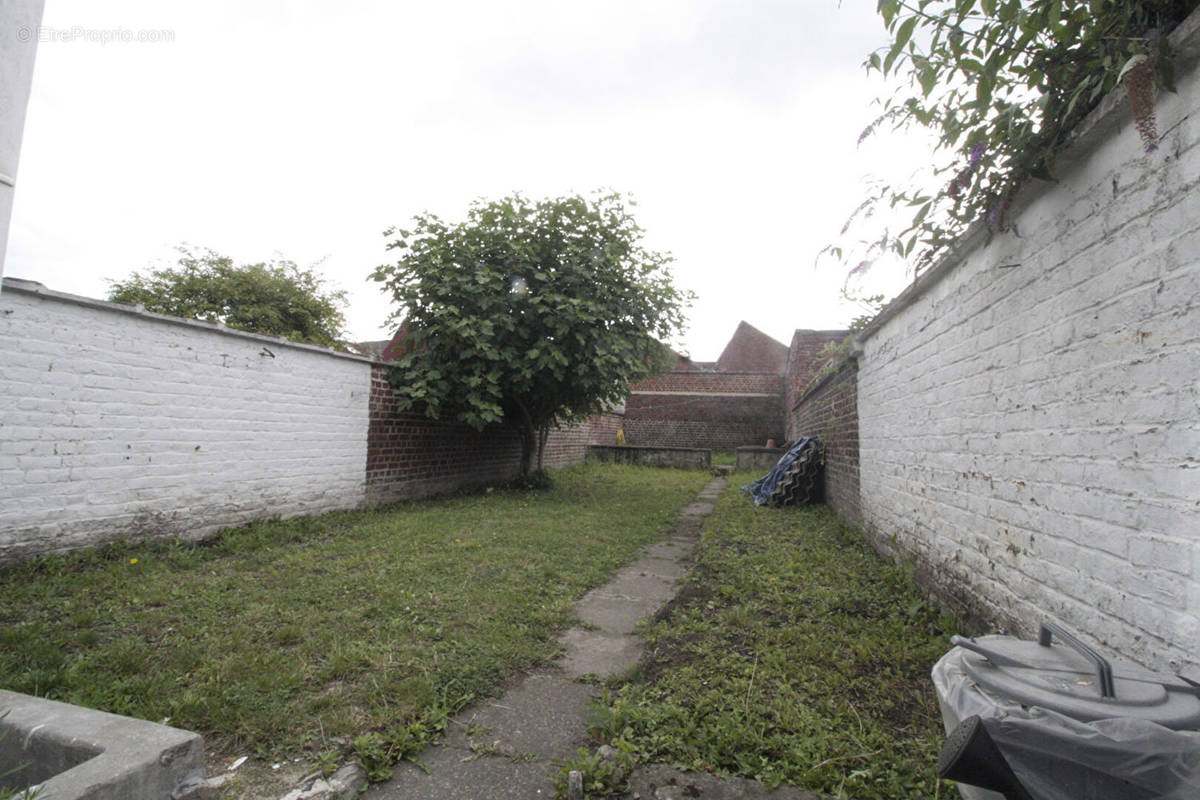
[741,437,819,506]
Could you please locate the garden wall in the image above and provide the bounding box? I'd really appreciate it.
[0,279,371,563]
[847,15,1200,678]
[0,280,616,562]
[783,329,847,413]
[587,445,711,470]
[787,357,861,528]
[366,367,623,504]
[624,371,784,450]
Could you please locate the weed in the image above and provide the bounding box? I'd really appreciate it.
[503,469,554,491]
[588,496,957,799]
[351,732,395,782]
[313,747,340,777]
[554,739,637,799]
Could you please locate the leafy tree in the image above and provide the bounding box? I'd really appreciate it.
[107,247,348,347]
[371,192,690,475]
[830,0,1194,278]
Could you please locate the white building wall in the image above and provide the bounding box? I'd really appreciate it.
[0,281,370,562]
[856,23,1200,678]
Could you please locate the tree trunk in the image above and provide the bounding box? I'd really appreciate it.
[515,401,537,475]
[536,424,549,472]
[518,421,535,475]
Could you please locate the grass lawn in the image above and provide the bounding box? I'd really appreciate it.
[0,463,710,781]
[709,451,738,466]
[573,482,956,799]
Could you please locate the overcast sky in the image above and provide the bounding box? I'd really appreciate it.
[6,0,926,360]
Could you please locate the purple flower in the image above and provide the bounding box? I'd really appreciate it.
[969,143,985,167]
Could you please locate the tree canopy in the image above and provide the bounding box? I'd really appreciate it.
[371,192,691,474]
[107,247,348,348]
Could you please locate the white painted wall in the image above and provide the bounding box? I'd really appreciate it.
[0,280,371,562]
[856,23,1200,678]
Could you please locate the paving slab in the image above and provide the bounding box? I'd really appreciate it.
[558,627,644,678]
[679,501,715,518]
[630,555,692,582]
[642,540,692,561]
[443,672,596,758]
[368,744,559,800]
[590,570,677,602]
[627,765,824,800]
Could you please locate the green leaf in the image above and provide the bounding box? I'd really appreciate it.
[919,66,938,97]
[879,0,901,28]
[1115,53,1149,85]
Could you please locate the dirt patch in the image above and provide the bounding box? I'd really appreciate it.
[202,749,315,799]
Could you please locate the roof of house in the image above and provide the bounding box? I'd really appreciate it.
[714,321,789,374]
[348,339,392,360]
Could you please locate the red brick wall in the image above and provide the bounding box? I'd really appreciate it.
[367,366,619,501]
[541,412,624,468]
[587,411,624,445]
[634,371,783,394]
[785,330,848,414]
[624,391,784,450]
[788,357,860,527]
[613,330,848,453]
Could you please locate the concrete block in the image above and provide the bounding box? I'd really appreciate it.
[0,689,204,800]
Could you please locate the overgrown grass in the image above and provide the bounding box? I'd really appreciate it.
[569,490,955,799]
[0,463,710,778]
[710,451,737,466]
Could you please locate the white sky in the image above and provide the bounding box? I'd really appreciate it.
[6,0,928,360]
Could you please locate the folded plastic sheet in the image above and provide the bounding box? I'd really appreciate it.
[933,645,1200,800]
[740,436,818,506]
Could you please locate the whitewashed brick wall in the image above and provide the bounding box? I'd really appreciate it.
[0,281,371,562]
[856,22,1200,678]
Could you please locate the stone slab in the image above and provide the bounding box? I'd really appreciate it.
[595,568,679,601]
[443,673,596,759]
[366,744,559,800]
[575,592,666,635]
[642,540,691,561]
[627,555,692,582]
[557,628,643,679]
[679,501,715,518]
[627,765,824,800]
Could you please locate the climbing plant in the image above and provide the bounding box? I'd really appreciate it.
[830,0,1197,279]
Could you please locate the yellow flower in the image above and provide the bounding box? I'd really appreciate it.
[130,558,138,564]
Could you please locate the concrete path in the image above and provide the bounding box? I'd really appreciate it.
[367,476,728,800]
